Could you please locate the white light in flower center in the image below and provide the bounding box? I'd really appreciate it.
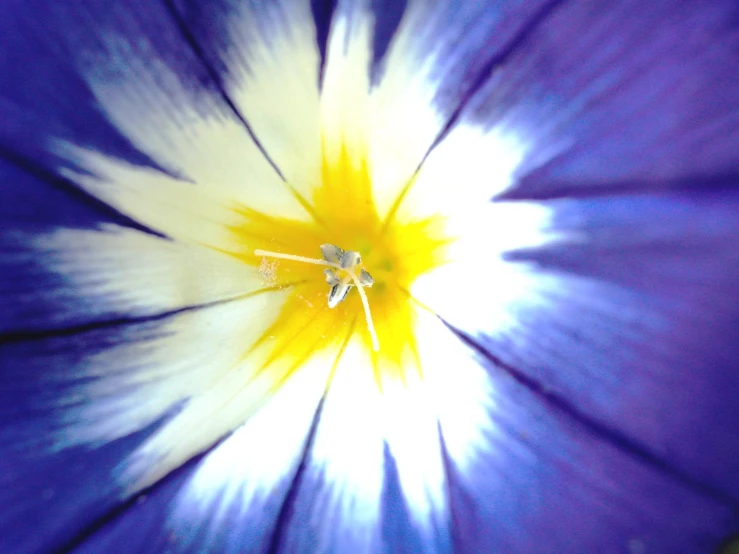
[255,244,380,351]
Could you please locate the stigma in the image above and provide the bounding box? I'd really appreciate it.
[255,244,379,352]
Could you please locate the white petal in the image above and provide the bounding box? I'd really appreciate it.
[22,225,265,320]
[394,123,531,224]
[57,29,314,235]
[280,305,496,551]
[212,0,323,196]
[46,290,308,491]
[166,353,332,551]
[411,200,561,338]
[411,306,498,479]
[321,2,444,219]
[278,339,385,552]
[56,147,255,249]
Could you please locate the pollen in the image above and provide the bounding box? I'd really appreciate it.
[255,244,379,351]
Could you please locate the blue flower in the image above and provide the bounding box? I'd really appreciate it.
[1,0,739,552]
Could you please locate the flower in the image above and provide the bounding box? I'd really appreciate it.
[1,0,739,553]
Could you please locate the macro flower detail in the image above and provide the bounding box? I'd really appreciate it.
[2,0,739,553]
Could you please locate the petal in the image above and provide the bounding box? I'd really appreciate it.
[71,360,330,554]
[442,348,739,552]
[0,3,149,168]
[270,340,388,552]
[0,0,314,234]
[417,189,739,502]
[0,159,261,335]
[169,0,324,195]
[274,307,494,553]
[0,291,305,552]
[307,0,558,217]
[452,0,739,199]
[0,325,177,554]
[0,414,168,553]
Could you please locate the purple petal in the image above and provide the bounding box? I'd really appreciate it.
[0,321,179,552]
[63,381,328,554]
[0,159,162,335]
[441,190,739,504]
[441,352,739,553]
[2,1,739,553]
[381,443,452,554]
[0,0,193,170]
[451,0,739,199]
[0,0,273,183]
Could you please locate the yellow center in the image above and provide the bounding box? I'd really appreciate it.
[226,143,451,389]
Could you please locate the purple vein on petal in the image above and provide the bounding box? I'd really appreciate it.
[53,434,222,554]
[311,0,338,87]
[266,319,356,554]
[446,322,739,509]
[420,0,570,170]
[437,420,463,554]
[160,0,288,183]
[0,284,305,345]
[497,173,739,202]
[265,394,329,554]
[0,146,167,240]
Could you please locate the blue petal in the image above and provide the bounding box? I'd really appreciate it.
[60,391,326,554]
[0,158,166,336]
[0,0,181,170]
[0,322,178,553]
[441,354,739,553]
[0,303,261,552]
[479,190,739,499]
[3,1,739,553]
[0,428,169,553]
[0,0,265,182]
[381,443,451,554]
[376,0,562,120]
[452,0,739,199]
[71,459,199,554]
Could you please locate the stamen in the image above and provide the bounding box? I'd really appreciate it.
[254,249,339,268]
[255,247,380,352]
[345,267,380,352]
[324,268,341,286]
[328,275,353,308]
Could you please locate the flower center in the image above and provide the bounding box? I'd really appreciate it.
[254,243,380,351]
[225,144,451,389]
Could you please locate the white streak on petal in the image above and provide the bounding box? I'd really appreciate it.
[56,146,248,249]
[47,290,300,492]
[378,369,450,549]
[65,33,311,223]
[411,201,560,338]
[320,3,448,219]
[299,314,492,550]
[301,340,385,552]
[375,307,499,547]
[321,11,373,169]
[364,5,447,218]
[396,124,530,223]
[166,354,332,548]
[221,0,323,195]
[28,225,263,317]
[412,308,496,478]
[177,358,327,505]
[321,1,548,222]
